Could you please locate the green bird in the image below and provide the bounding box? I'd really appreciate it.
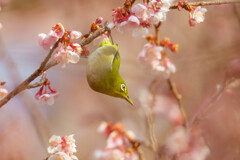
[86,39,133,105]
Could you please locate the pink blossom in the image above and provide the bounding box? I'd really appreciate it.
[95,122,139,160]
[106,131,124,148]
[35,81,59,105]
[0,85,8,98]
[189,6,207,25]
[160,0,174,12]
[38,23,65,50]
[96,17,104,24]
[48,135,62,154]
[51,23,65,38]
[166,126,190,154]
[138,43,164,72]
[131,3,149,21]
[119,15,140,30]
[139,89,183,125]
[165,127,210,160]
[38,33,58,50]
[47,134,78,160]
[39,93,55,106]
[48,152,71,160]
[54,47,80,68]
[61,134,77,154]
[69,31,82,39]
[151,11,166,24]
[94,149,125,160]
[97,121,108,133]
[178,131,210,160]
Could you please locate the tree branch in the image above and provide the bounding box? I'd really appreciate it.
[0,26,108,108]
[167,78,188,128]
[170,0,240,9]
[0,40,60,108]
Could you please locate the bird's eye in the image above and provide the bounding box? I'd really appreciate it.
[121,84,126,91]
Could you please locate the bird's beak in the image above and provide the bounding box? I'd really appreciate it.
[125,95,133,105]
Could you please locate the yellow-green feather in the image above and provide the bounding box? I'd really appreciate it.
[86,39,133,104]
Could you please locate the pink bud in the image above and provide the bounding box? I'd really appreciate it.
[35,85,44,100]
[189,18,197,27]
[178,6,183,11]
[96,17,103,24]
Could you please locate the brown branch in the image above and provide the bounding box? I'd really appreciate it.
[27,80,46,89]
[0,40,60,108]
[167,79,188,128]
[0,25,109,108]
[0,36,51,148]
[154,22,161,46]
[0,81,6,86]
[170,0,240,9]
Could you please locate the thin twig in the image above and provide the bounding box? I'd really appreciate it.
[170,0,240,9]
[190,78,229,127]
[167,78,188,128]
[124,132,145,160]
[154,22,161,46]
[27,80,46,89]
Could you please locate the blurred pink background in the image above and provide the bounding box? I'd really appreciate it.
[0,0,240,159]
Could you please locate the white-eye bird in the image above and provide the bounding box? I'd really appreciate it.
[86,39,133,105]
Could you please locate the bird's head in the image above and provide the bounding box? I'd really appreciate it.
[111,77,133,105]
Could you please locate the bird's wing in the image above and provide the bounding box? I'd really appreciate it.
[111,50,120,73]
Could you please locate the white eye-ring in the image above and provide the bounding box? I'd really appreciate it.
[121,84,126,91]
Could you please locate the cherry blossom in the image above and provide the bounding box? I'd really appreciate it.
[189,6,207,26]
[48,152,71,160]
[138,43,176,77]
[38,23,82,67]
[48,135,62,154]
[0,85,8,98]
[139,89,184,125]
[94,149,125,160]
[35,80,59,106]
[166,126,190,154]
[53,45,80,68]
[69,31,82,39]
[95,122,139,160]
[38,23,65,50]
[47,134,78,160]
[165,127,210,160]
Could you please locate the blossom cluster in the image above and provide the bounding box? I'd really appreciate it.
[166,126,210,160]
[94,122,139,160]
[189,6,207,26]
[47,134,78,160]
[139,89,183,126]
[138,42,176,77]
[38,23,82,67]
[35,79,59,106]
[111,0,174,37]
